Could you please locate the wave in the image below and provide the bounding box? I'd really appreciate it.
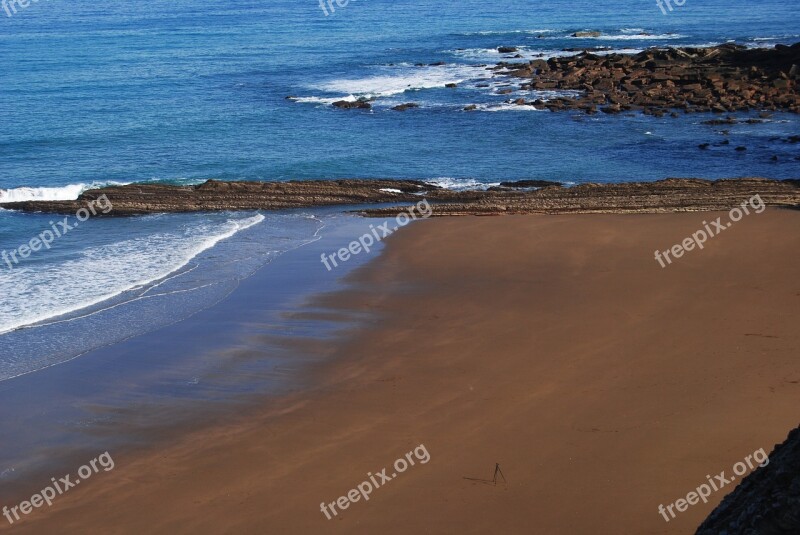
[749,34,800,41]
[288,95,357,105]
[456,29,556,36]
[0,181,129,203]
[429,178,500,190]
[477,103,544,112]
[0,214,265,335]
[569,33,686,41]
[450,47,645,61]
[309,64,491,99]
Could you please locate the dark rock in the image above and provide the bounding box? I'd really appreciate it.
[5,179,800,217]
[391,103,420,111]
[445,83,458,88]
[702,116,738,125]
[498,46,518,53]
[699,143,710,149]
[499,180,563,188]
[500,43,800,115]
[735,146,747,151]
[572,31,601,38]
[463,104,478,111]
[696,426,800,535]
[332,100,371,109]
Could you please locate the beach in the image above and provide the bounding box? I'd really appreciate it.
[8,209,799,534]
[2,1,799,530]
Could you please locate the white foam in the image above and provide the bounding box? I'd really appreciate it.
[429,178,500,190]
[311,64,491,99]
[0,214,265,335]
[569,33,686,41]
[449,47,532,60]
[289,95,358,105]
[0,182,129,203]
[379,188,403,193]
[479,103,543,112]
[458,29,555,36]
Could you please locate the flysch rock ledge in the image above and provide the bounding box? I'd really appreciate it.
[1,178,798,216]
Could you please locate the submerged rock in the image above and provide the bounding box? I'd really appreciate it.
[333,100,371,109]
[391,103,420,111]
[572,31,602,38]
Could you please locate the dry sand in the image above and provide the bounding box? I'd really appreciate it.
[11,211,800,534]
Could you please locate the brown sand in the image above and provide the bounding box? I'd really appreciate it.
[11,211,800,534]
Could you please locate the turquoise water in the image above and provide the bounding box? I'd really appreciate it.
[0,0,799,376]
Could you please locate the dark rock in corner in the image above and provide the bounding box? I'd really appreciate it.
[696,425,800,535]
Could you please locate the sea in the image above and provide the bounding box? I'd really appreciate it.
[0,1,798,412]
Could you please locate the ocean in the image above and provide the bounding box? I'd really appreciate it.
[1,0,799,378]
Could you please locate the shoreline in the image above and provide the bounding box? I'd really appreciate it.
[7,210,800,533]
[0,212,389,503]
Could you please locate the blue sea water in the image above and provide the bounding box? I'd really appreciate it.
[1,0,799,377]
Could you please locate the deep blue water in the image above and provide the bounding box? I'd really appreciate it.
[0,0,799,377]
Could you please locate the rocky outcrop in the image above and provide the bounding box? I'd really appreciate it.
[333,100,371,109]
[499,43,800,114]
[0,180,433,215]
[696,425,800,535]
[360,177,800,216]
[572,31,602,38]
[391,103,420,111]
[499,180,563,188]
[4,178,797,216]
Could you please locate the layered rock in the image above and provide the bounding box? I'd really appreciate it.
[3,178,798,216]
[361,178,800,216]
[0,180,433,215]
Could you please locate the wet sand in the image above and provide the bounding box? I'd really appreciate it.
[9,210,800,534]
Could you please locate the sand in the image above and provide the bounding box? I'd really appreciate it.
[9,210,800,534]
